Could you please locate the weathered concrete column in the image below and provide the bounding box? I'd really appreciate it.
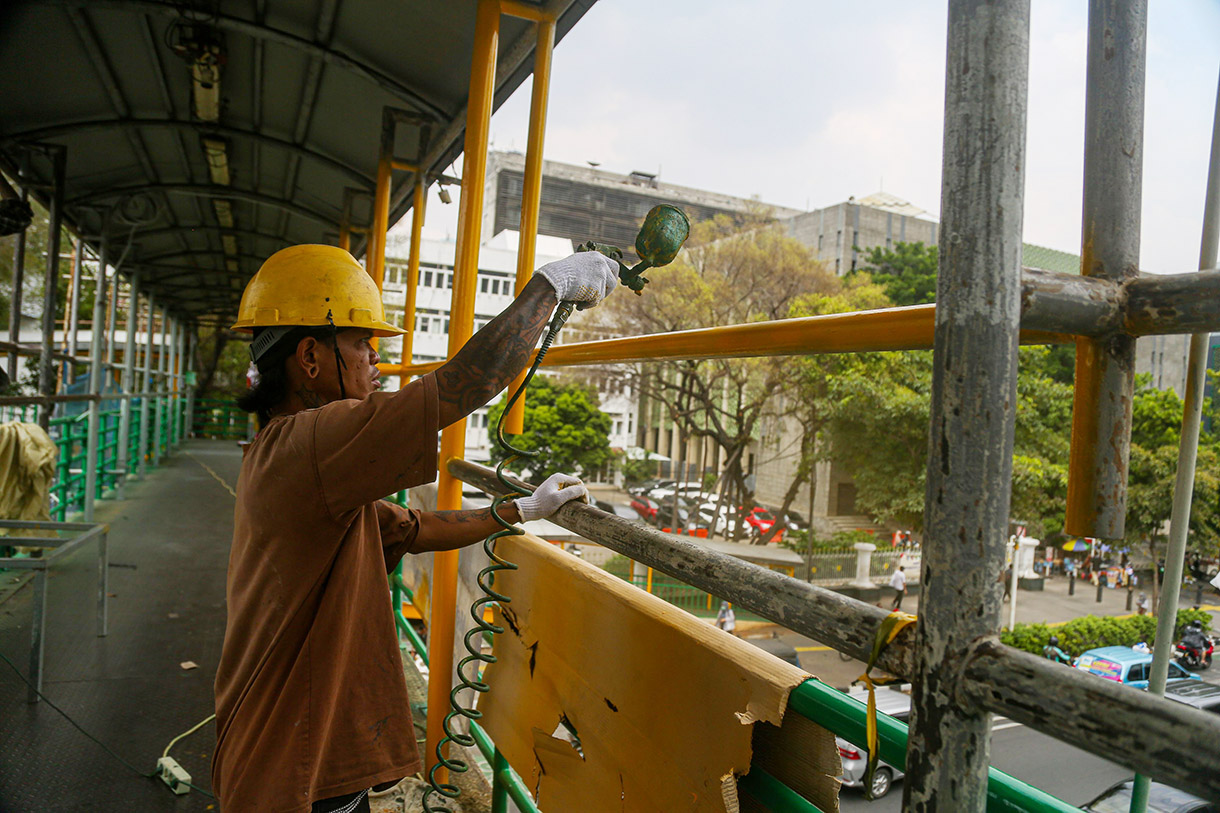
[37,147,66,431]
[65,240,83,384]
[167,317,178,448]
[850,542,876,589]
[152,306,168,466]
[1065,0,1147,540]
[116,270,139,497]
[137,292,154,476]
[83,232,109,521]
[7,158,29,381]
[184,327,195,441]
[903,1,1029,810]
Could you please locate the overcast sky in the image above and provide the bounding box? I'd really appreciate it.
[414,1,1220,276]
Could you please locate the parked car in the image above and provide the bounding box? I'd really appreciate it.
[1081,778,1216,812]
[836,686,909,799]
[629,496,660,522]
[1160,677,1220,715]
[783,509,809,532]
[627,478,674,498]
[743,506,777,534]
[647,482,704,502]
[1074,646,1199,688]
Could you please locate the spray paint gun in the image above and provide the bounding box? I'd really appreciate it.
[549,204,692,332]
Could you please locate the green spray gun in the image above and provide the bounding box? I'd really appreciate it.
[548,203,692,331]
[423,204,690,812]
[577,202,692,294]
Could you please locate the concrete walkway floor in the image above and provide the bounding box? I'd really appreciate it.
[0,439,241,812]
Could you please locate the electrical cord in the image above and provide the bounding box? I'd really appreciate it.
[0,648,216,798]
[422,300,577,812]
[162,713,216,759]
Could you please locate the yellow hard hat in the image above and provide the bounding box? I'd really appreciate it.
[231,244,404,337]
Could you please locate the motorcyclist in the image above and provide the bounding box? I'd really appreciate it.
[1180,619,1209,653]
[1043,635,1072,665]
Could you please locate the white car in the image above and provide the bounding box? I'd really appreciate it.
[647,482,703,502]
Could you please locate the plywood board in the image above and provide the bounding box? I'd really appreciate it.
[480,533,840,812]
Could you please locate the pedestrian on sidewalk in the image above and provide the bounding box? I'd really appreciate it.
[715,601,737,636]
[889,566,907,610]
[211,245,619,813]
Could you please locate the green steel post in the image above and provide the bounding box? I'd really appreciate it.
[490,748,511,813]
[470,722,538,813]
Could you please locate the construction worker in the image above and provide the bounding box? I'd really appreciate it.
[211,244,620,813]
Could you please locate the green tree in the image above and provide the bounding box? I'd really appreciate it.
[487,376,612,480]
[1124,374,1220,611]
[855,241,939,306]
[602,210,839,537]
[813,344,1075,535]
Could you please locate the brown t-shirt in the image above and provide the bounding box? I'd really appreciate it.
[213,374,439,812]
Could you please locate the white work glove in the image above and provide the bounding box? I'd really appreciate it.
[535,252,619,310]
[515,473,589,522]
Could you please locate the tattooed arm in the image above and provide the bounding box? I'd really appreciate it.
[378,500,521,569]
[434,275,557,428]
[410,503,523,553]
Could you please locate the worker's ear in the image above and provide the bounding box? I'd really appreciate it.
[294,336,323,381]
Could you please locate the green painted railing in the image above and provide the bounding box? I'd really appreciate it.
[193,398,248,440]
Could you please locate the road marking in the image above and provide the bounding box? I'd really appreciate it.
[992,720,1024,732]
[796,646,833,652]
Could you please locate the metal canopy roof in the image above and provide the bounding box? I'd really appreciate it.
[0,0,595,325]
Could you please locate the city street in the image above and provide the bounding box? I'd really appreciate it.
[758,578,1220,810]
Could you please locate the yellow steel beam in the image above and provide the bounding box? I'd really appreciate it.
[367,110,395,351]
[500,0,555,22]
[399,177,426,373]
[391,159,419,173]
[380,305,1071,378]
[426,0,500,781]
[503,16,555,435]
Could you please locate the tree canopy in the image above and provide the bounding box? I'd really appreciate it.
[855,241,939,306]
[487,376,612,481]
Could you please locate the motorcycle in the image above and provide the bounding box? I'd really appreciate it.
[1174,635,1214,671]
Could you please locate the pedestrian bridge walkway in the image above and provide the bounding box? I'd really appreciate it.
[0,439,240,812]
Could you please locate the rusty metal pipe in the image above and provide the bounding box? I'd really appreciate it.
[959,639,1220,803]
[1123,268,1220,335]
[1065,0,1147,541]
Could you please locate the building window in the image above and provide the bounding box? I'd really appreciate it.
[480,278,489,293]
[446,273,453,289]
[423,270,433,288]
[835,259,841,274]
[836,230,842,248]
[818,234,823,251]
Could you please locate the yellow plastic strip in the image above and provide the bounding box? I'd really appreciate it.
[856,611,917,800]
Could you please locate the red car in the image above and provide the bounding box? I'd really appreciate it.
[744,507,776,533]
[630,496,660,522]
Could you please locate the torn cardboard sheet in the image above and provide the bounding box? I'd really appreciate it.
[480,533,840,812]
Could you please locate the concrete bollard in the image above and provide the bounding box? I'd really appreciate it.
[851,542,876,589]
[1096,582,1104,603]
[1126,586,1133,611]
[1069,573,1075,596]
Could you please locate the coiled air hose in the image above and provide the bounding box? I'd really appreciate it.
[422,299,577,812]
